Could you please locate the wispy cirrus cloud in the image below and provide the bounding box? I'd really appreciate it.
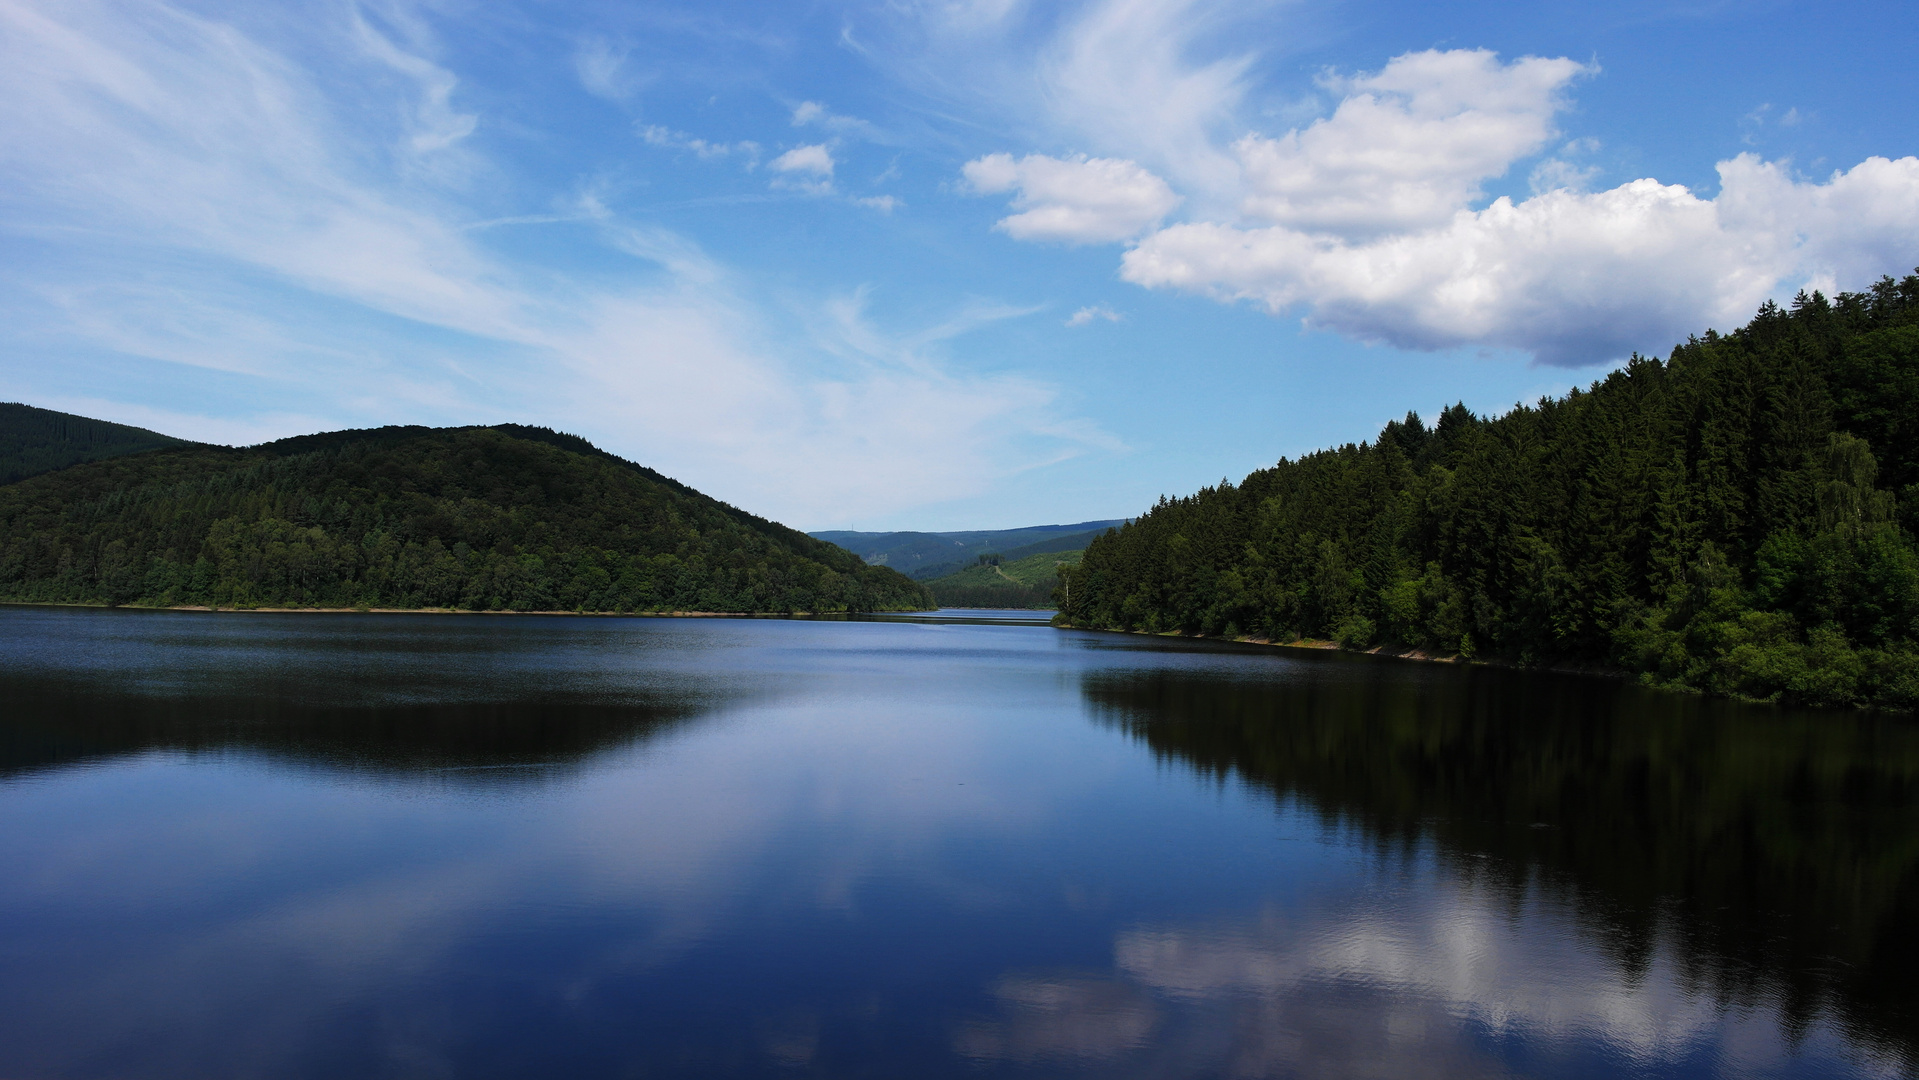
[1065,304,1122,326]
[639,123,762,162]
[575,36,643,101]
[790,99,879,140]
[0,0,1109,526]
[872,0,1271,208]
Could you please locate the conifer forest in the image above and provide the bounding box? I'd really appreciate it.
[1062,274,1919,708]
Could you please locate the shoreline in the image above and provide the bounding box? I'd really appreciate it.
[8,600,1892,709]
[1052,621,1630,680]
[1050,624,1913,713]
[0,601,933,618]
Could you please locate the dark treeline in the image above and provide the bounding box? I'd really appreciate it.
[1063,273,1919,708]
[0,402,188,485]
[0,424,932,613]
[1084,659,1919,1067]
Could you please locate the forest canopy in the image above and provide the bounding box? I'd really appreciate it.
[0,402,188,485]
[926,549,1082,609]
[0,423,933,614]
[1061,272,1919,709]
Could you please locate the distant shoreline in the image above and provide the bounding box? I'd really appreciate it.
[0,600,1640,679]
[1053,621,1630,680]
[1055,625,1919,711]
[934,606,1057,612]
[0,601,930,618]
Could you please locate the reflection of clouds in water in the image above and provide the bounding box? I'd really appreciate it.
[957,969,1509,1079]
[1,685,1108,1074]
[756,1009,822,1067]
[955,975,1158,1062]
[964,877,1897,1078]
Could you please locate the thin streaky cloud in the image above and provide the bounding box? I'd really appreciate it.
[0,0,1114,527]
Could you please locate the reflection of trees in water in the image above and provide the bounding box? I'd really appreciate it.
[0,610,770,783]
[1082,661,1919,1066]
[0,676,739,784]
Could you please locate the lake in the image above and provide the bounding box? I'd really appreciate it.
[1,606,1914,1079]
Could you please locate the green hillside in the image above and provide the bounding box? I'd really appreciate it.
[927,549,1082,609]
[0,422,931,614]
[810,520,1123,580]
[1064,274,1919,709]
[0,403,189,485]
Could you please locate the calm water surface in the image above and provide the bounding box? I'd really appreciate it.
[1,606,1914,1078]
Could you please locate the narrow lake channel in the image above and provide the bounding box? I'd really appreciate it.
[1,606,1913,1078]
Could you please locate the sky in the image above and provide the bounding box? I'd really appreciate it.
[1,0,1916,532]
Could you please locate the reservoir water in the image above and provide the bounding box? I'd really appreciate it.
[0,606,1913,1079]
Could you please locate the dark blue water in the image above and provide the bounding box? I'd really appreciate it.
[0,606,1913,1078]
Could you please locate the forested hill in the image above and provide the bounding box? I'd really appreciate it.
[0,402,190,485]
[0,423,932,613]
[811,520,1125,580]
[926,549,1083,609]
[1062,272,1919,709]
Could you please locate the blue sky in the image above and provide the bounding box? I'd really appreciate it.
[2,0,1916,531]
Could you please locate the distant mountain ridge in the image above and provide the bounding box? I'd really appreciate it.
[0,417,931,613]
[0,403,191,485]
[810,520,1125,581]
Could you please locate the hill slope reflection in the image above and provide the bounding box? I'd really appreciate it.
[0,609,754,781]
[1083,661,1919,1068]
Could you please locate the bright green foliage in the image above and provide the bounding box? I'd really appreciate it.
[0,424,933,613]
[928,549,1082,609]
[1062,273,1919,708]
[1,402,189,485]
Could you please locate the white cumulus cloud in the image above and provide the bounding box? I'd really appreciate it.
[962,152,1180,243]
[1123,154,1919,366]
[771,143,836,194]
[772,143,835,176]
[956,29,1919,367]
[1235,49,1590,237]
